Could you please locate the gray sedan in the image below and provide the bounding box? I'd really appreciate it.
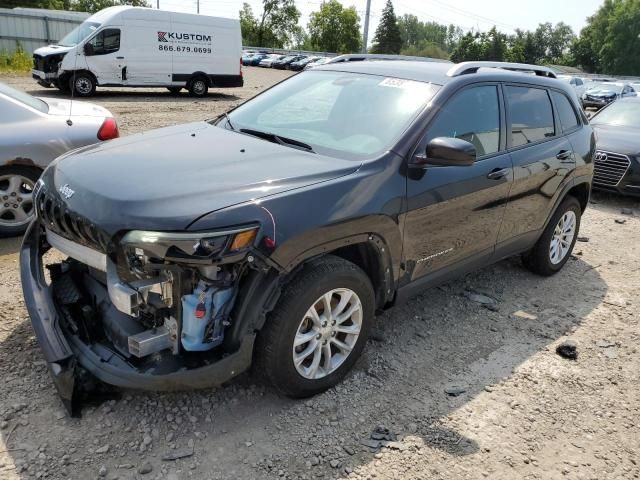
[0,82,118,236]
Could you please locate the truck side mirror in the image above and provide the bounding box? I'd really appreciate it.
[410,137,476,167]
[84,43,95,56]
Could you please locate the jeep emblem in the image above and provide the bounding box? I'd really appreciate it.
[59,184,75,199]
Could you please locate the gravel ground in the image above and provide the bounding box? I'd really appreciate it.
[1,68,639,480]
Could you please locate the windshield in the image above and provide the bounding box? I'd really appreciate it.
[586,82,623,94]
[58,21,100,47]
[591,101,640,128]
[227,71,440,159]
[0,82,48,113]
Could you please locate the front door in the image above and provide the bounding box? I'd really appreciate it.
[403,84,513,282]
[84,28,124,85]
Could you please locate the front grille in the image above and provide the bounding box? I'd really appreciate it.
[593,150,631,187]
[35,189,108,253]
[33,54,44,71]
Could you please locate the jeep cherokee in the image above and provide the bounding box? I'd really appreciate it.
[20,61,594,415]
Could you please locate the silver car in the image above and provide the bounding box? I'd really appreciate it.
[0,82,117,236]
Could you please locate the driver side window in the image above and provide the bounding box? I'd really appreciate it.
[88,28,120,55]
[424,85,500,158]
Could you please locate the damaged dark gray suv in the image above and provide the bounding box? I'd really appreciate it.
[21,61,595,415]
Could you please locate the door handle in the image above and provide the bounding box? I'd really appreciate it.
[487,168,509,180]
[556,150,572,161]
[116,56,125,59]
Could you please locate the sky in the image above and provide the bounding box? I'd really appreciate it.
[156,0,605,44]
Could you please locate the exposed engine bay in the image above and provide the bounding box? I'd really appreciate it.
[43,222,268,378]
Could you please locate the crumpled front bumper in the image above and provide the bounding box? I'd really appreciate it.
[20,221,255,416]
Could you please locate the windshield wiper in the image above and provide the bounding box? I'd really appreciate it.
[239,128,315,153]
[223,112,235,131]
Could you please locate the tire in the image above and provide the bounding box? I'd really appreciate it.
[188,76,209,97]
[522,196,582,276]
[69,72,96,97]
[0,166,41,238]
[167,87,182,95]
[255,255,375,398]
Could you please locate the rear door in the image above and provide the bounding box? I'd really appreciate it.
[497,85,574,249]
[403,84,513,281]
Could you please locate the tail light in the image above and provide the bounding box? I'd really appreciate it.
[97,117,119,141]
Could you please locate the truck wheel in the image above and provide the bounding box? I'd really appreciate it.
[0,166,40,238]
[255,255,375,398]
[70,72,96,97]
[188,76,208,97]
[522,196,581,276]
[167,87,182,95]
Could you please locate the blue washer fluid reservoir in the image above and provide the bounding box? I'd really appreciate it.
[181,281,233,351]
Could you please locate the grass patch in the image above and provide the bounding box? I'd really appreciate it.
[0,44,32,73]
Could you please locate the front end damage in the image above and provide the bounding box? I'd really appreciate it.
[20,198,281,416]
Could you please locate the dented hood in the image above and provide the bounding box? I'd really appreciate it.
[42,122,359,233]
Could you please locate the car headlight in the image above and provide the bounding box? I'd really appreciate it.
[120,225,259,262]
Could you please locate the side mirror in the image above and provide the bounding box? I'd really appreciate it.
[411,137,476,167]
[83,43,94,56]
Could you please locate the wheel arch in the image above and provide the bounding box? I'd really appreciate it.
[542,176,592,231]
[189,71,212,86]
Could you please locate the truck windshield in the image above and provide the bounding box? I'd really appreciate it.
[0,82,48,113]
[227,71,440,159]
[58,22,101,47]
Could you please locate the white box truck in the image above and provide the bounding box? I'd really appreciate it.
[32,6,243,97]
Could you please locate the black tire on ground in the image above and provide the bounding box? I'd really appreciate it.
[255,255,375,398]
[188,76,209,97]
[167,87,182,95]
[522,195,582,276]
[69,72,96,97]
[0,166,41,238]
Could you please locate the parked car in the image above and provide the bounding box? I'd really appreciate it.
[247,53,268,66]
[558,75,587,105]
[33,6,243,98]
[289,56,320,71]
[259,54,285,68]
[0,82,117,237]
[589,97,640,196]
[582,82,636,109]
[21,60,593,414]
[303,57,330,69]
[272,55,305,69]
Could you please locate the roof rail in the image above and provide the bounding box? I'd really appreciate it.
[447,61,557,78]
[326,53,452,65]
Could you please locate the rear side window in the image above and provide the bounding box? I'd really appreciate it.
[506,86,555,148]
[551,91,580,132]
[425,85,500,157]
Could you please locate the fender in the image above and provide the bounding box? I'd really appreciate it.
[541,174,592,232]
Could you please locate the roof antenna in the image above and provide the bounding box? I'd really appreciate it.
[67,40,81,126]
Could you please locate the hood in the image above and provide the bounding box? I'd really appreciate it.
[586,88,619,98]
[40,97,112,118]
[34,44,74,56]
[593,125,640,156]
[44,122,359,233]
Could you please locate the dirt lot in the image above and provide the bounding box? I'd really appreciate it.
[1,68,639,480]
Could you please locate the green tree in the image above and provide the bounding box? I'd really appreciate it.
[308,0,361,53]
[252,0,301,48]
[239,2,259,45]
[397,14,463,57]
[370,0,402,54]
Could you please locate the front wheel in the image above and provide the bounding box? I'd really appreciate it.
[522,196,582,276]
[0,166,40,238]
[255,255,375,397]
[69,72,96,97]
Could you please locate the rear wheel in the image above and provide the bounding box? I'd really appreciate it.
[188,76,208,97]
[69,72,96,97]
[522,196,581,276]
[167,87,182,95]
[255,255,375,397]
[0,166,40,238]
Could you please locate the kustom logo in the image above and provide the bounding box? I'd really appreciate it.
[157,31,211,42]
[158,31,168,42]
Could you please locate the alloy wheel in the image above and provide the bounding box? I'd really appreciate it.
[549,210,576,264]
[0,174,35,228]
[292,288,363,380]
